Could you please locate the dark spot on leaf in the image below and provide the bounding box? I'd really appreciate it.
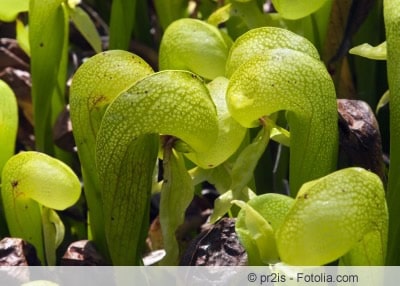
[111,217,115,221]
[303,194,308,199]
[39,42,44,47]
[11,180,18,188]
[92,95,106,107]
[208,164,214,168]
[342,189,346,192]
[25,205,28,210]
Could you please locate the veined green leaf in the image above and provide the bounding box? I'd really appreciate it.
[96,71,218,265]
[340,230,386,265]
[1,151,81,263]
[226,27,338,194]
[70,50,154,262]
[276,168,387,266]
[226,27,320,77]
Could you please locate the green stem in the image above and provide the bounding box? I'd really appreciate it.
[384,0,400,266]
[159,139,194,265]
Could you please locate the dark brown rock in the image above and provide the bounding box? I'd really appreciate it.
[0,237,41,266]
[180,218,248,266]
[61,240,107,266]
[338,99,386,183]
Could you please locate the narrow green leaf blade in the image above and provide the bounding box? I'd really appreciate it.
[69,6,102,53]
[376,90,390,114]
[16,19,30,56]
[153,0,188,30]
[384,0,400,266]
[159,149,194,265]
[0,80,18,174]
[109,0,137,50]
[230,126,270,194]
[42,207,65,266]
[29,0,65,153]
[207,4,232,26]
